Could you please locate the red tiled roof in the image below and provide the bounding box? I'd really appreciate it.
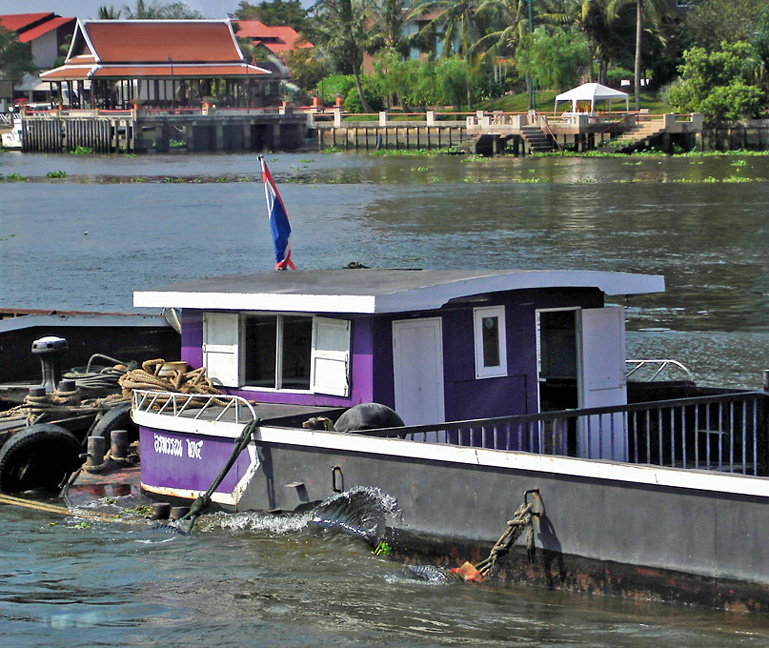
[16,16,75,43]
[233,20,312,54]
[0,12,54,33]
[81,20,244,63]
[41,62,269,81]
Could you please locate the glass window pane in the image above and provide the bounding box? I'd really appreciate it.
[482,316,500,367]
[244,315,277,387]
[281,316,312,389]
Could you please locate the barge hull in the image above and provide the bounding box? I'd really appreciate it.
[137,421,769,611]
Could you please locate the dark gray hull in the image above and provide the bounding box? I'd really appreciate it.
[136,411,769,612]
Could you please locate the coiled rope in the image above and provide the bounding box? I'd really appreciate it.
[118,358,227,406]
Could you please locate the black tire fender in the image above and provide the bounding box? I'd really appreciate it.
[0,424,80,493]
[91,401,138,444]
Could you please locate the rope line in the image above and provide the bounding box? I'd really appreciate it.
[179,418,260,532]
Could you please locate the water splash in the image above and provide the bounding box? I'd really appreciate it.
[198,486,398,543]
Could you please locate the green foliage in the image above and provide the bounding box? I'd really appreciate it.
[231,0,308,33]
[343,76,383,112]
[46,170,67,178]
[668,42,765,123]
[285,49,329,93]
[121,0,202,19]
[517,27,589,91]
[681,0,766,51]
[5,172,25,181]
[317,74,357,105]
[0,25,36,83]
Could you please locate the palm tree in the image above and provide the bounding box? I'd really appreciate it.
[96,5,122,19]
[626,0,670,110]
[367,0,412,61]
[309,0,375,112]
[409,0,483,107]
[122,1,166,19]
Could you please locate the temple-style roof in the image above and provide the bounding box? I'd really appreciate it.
[41,19,271,81]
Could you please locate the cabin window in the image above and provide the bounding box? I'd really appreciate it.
[243,314,312,389]
[202,312,350,395]
[473,306,507,379]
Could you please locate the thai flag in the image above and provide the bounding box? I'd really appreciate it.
[259,156,295,270]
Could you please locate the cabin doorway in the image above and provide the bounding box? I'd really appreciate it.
[392,318,445,425]
[537,307,628,460]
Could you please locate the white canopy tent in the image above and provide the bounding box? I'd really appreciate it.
[554,83,629,114]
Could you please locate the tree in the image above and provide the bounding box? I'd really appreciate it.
[231,1,308,33]
[618,0,670,111]
[308,0,375,112]
[668,41,765,124]
[517,26,589,91]
[681,0,766,52]
[285,48,329,94]
[0,26,36,86]
[367,0,413,61]
[122,0,203,19]
[96,5,123,18]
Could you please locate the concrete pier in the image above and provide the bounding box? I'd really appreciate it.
[20,107,307,154]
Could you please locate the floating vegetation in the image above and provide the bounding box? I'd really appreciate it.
[70,146,94,155]
[5,171,26,181]
[298,159,316,164]
[0,233,16,242]
[46,170,67,178]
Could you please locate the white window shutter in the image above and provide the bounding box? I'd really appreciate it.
[202,312,240,387]
[311,317,351,397]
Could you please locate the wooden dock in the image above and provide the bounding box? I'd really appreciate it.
[19,106,307,154]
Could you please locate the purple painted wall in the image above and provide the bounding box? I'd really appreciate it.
[179,310,374,408]
[177,287,603,423]
[141,426,253,494]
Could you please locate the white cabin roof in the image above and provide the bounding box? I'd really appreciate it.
[134,269,665,314]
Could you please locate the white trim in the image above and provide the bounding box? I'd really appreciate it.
[134,291,376,314]
[133,271,665,314]
[473,305,507,379]
[133,410,769,500]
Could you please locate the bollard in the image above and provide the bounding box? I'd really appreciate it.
[151,502,172,520]
[86,436,107,468]
[110,429,128,460]
[170,506,190,521]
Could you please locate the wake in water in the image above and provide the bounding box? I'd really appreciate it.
[197,486,398,544]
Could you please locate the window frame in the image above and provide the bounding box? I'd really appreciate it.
[202,311,351,395]
[473,305,508,379]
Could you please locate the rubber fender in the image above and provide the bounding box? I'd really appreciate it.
[91,401,138,444]
[334,403,404,432]
[0,424,80,493]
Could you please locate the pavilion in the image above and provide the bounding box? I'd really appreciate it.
[40,20,277,109]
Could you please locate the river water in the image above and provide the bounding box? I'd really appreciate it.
[3,150,769,645]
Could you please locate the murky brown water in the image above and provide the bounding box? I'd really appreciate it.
[3,151,769,645]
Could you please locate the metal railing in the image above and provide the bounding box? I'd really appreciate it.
[0,113,11,126]
[359,392,767,476]
[132,390,257,424]
[626,359,695,382]
[132,389,766,476]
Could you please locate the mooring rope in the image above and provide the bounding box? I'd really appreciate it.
[0,492,137,525]
[118,358,228,406]
[473,500,536,578]
[179,418,260,532]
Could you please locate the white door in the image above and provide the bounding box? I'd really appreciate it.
[392,318,445,426]
[578,306,628,460]
[202,312,240,387]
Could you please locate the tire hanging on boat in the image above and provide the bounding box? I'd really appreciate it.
[0,424,81,493]
[90,401,137,444]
